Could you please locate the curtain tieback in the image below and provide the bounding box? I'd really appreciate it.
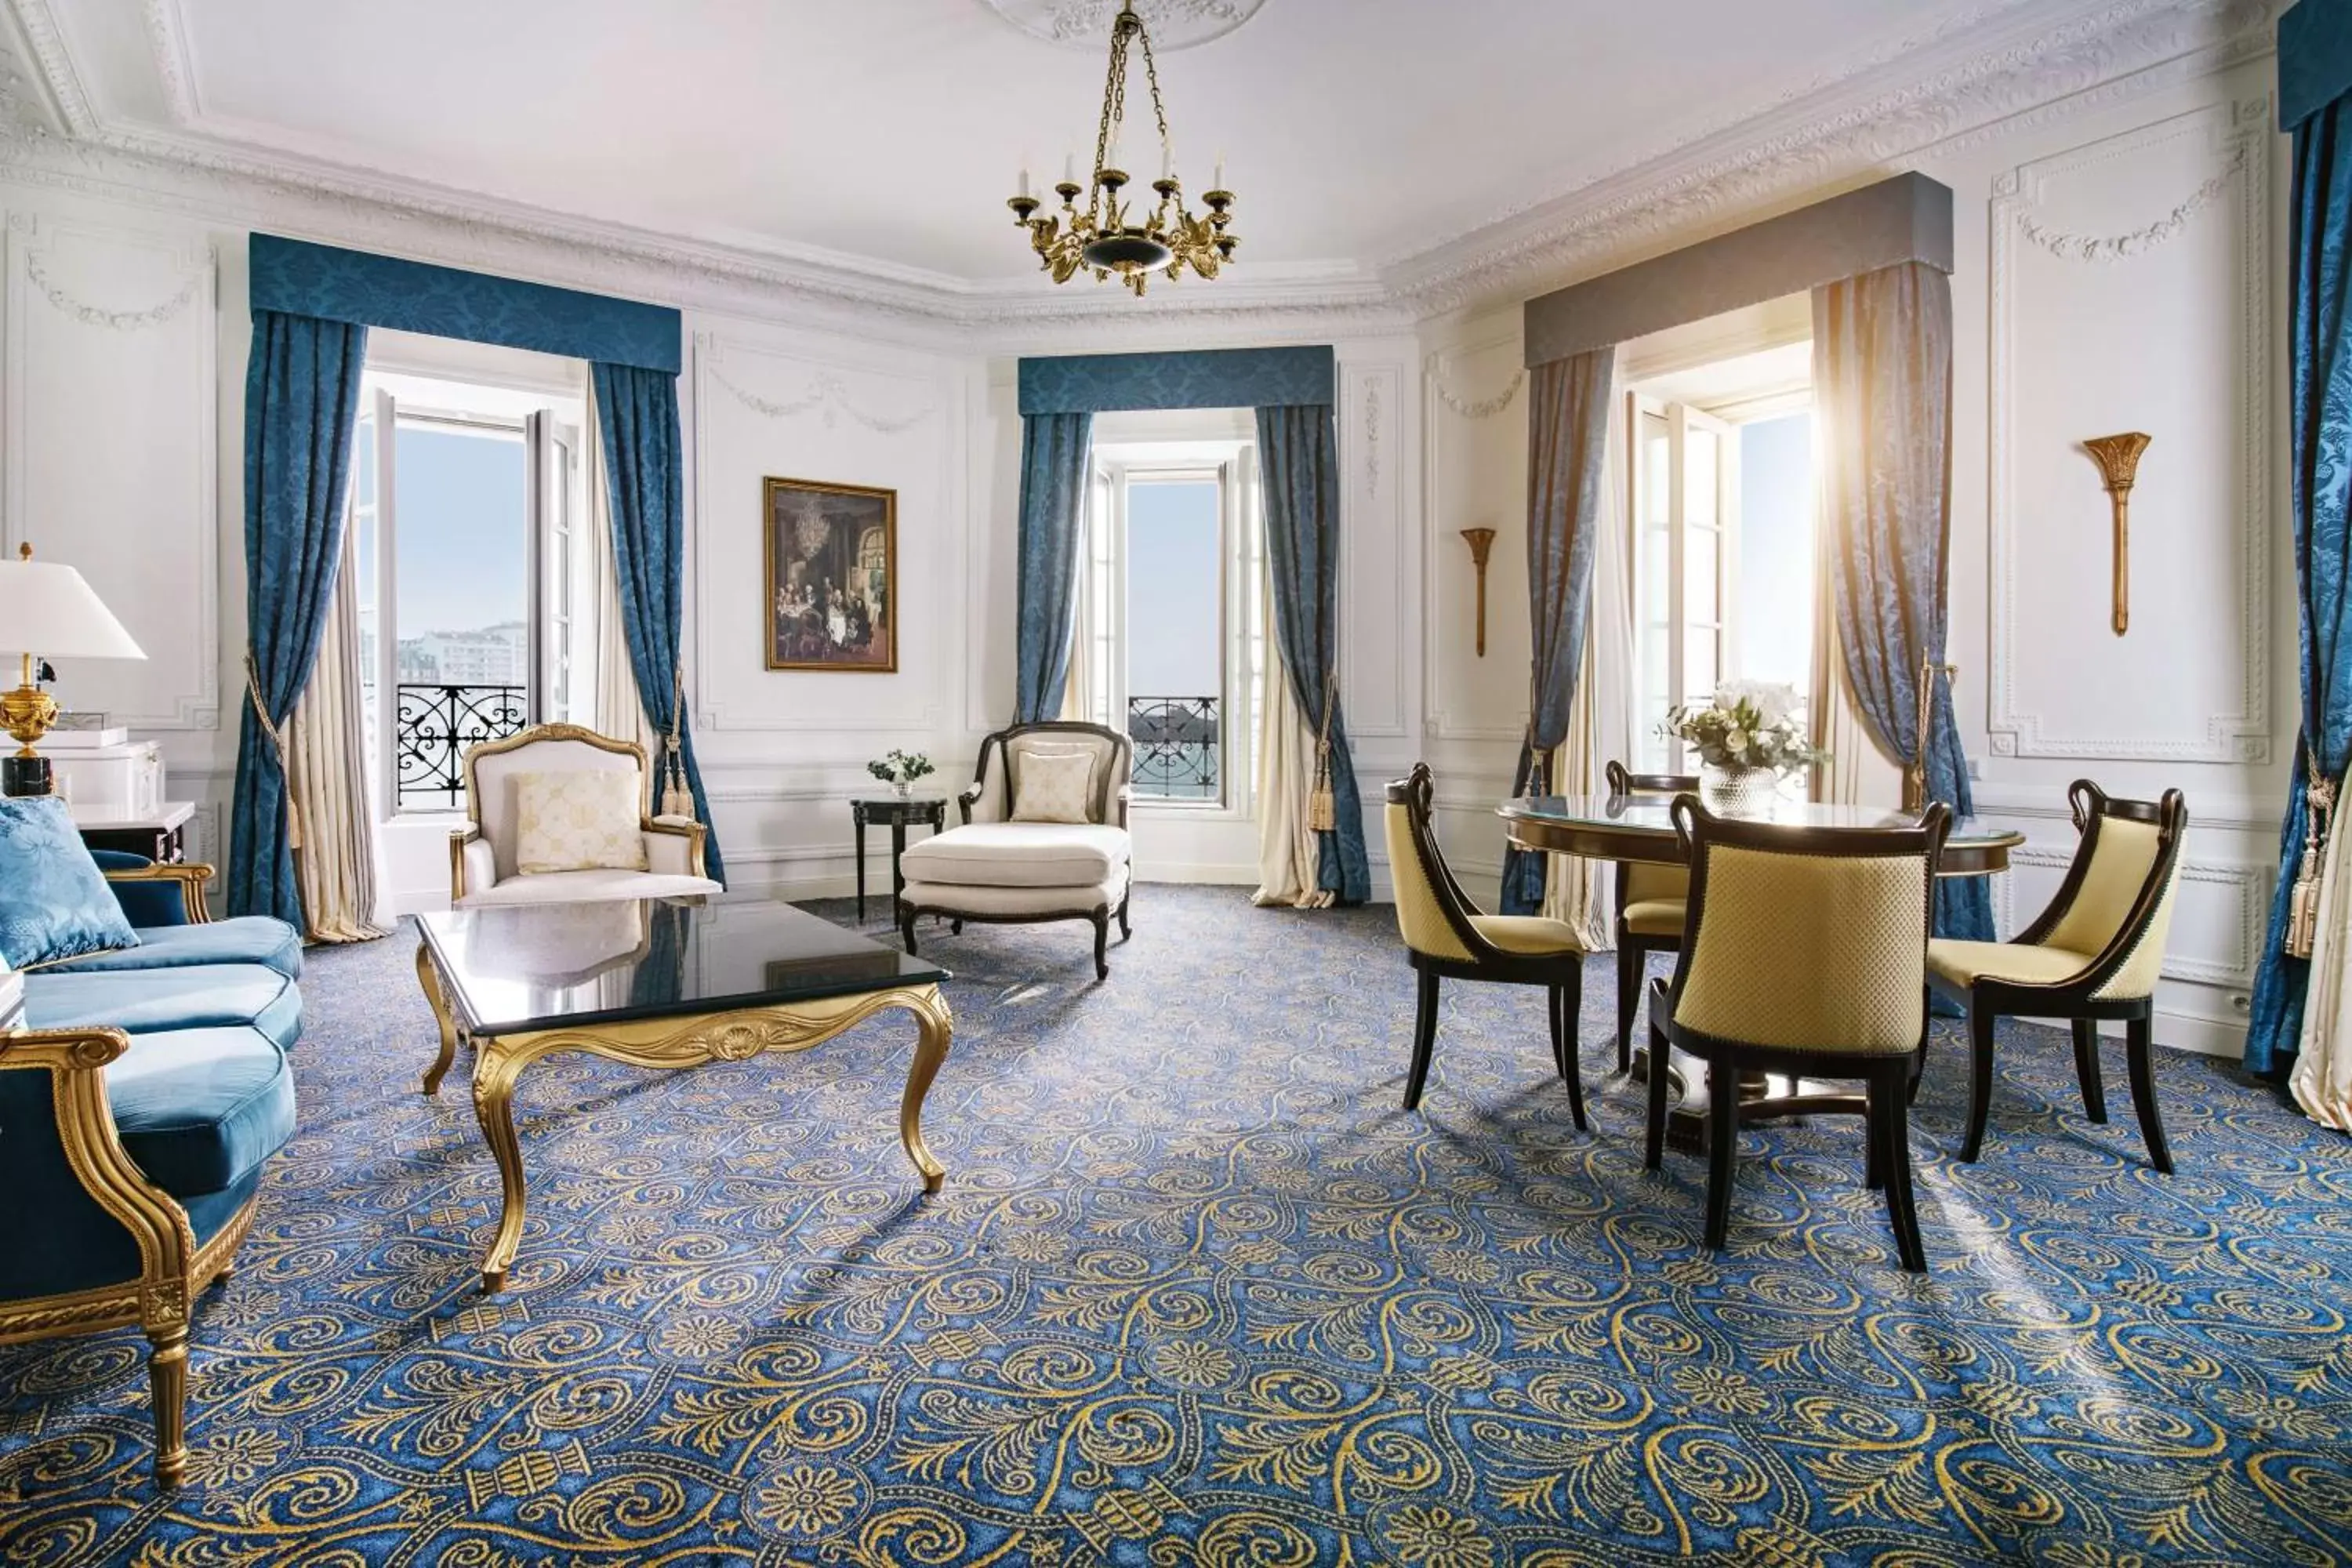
[1307,670,1338,833]
[658,666,696,820]
[2288,765,2338,960]
[243,652,303,852]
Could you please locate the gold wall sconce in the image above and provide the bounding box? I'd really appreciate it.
[2082,432,2151,637]
[1460,527,1497,657]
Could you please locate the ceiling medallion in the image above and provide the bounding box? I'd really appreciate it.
[982,0,1266,51]
[1005,5,1237,297]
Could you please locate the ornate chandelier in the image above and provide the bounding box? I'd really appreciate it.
[1006,5,1236,296]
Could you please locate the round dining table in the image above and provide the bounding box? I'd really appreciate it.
[1497,793,2025,1154]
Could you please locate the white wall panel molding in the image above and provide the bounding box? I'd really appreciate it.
[1428,365,1523,421]
[3,209,216,731]
[1421,325,1529,743]
[690,330,960,736]
[1985,97,2270,766]
[1341,357,1410,739]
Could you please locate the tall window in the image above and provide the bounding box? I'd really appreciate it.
[1075,433,1263,808]
[1628,394,1814,771]
[352,376,583,813]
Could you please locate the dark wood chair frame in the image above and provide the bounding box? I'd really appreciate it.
[1644,797,1952,1272]
[1925,779,2185,1173]
[1388,765,1588,1131]
[896,720,1136,982]
[1606,759,1700,1074]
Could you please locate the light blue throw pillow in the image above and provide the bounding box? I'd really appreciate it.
[0,795,140,970]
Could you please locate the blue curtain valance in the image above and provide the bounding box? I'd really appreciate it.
[2283,0,2352,132]
[1018,347,1334,416]
[249,234,682,376]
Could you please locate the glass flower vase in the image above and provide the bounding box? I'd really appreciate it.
[1699,763,1780,816]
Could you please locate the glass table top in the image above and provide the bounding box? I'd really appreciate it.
[416,894,947,1036]
[1500,793,2022,845]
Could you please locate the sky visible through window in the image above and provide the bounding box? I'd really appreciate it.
[394,424,527,641]
[1125,479,1220,699]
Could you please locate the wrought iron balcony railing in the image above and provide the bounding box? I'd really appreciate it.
[394,683,528,810]
[1127,695,1219,800]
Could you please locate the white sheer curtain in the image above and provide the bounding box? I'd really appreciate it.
[1540,394,1637,946]
[1254,624,1330,909]
[2293,825,2352,1128]
[285,535,389,942]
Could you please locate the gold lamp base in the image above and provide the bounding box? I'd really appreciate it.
[2,654,59,795]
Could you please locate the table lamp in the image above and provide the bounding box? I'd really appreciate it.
[0,543,146,797]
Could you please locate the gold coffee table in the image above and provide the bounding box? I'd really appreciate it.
[414,895,953,1293]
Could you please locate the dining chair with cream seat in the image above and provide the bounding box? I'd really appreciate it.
[1384,765,1588,1129]
[1606,760,1699,1073]
[1925,780,2185,1173]
[1645,797,1951,1272]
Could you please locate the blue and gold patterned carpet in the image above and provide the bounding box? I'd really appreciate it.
[4,886,2351,1566]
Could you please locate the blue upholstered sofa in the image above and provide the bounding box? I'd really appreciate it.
[0,851,301,1488]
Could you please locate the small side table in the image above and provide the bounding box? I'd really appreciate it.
[853,794,948,923]
[71,800,195,864]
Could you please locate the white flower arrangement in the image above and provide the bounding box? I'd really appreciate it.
[1663,681,1829,775]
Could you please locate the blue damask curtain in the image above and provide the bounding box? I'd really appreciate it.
[1013,412,1094,723]
[1813,260,1992,945]
[229,310,369,924]
[1500,348,1617,915]
[595,363,724,883]
[1259,404,1371,905]
[2248,59,2352,1076]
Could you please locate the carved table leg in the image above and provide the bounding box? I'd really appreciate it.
[898,986,953,1194]
[417,940,459,1097]
[471,1036,531,1294]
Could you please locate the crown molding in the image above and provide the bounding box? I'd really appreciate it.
[0,0,2278,350]
[1381,0,2278,314]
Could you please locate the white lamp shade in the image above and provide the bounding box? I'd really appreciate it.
[0,557,146,661]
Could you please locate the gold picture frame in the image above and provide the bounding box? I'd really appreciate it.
[763,476,898,673]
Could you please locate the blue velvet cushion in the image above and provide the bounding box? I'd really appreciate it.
[23,964,303,1054]
[51,918,303,982]
[104,1025,296,1197]
[90,849,197,929]
[0,797,140,969]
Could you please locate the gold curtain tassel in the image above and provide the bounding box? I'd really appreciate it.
[1306,670,1338,833]
[244,653,303,852]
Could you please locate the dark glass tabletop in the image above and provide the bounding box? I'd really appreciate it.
[416,894,948,1036]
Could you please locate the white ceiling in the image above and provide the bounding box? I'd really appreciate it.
[34,0,2085,294]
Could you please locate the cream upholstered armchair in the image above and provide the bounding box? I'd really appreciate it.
[1926,780,2185,1172]
[448,724,720,908]
[1646,798,1951,1271]
[898,721,1134,980]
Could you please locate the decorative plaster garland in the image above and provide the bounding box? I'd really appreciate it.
[1363,379,1381,500]
[2015,147,2245,263]
[1431,367,1523,420]
[21,249,198,330]
[710,368,931,434]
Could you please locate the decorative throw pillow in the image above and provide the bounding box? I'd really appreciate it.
[1011,749,1099,825]
[0,795,141,969]
[514,770,649,875]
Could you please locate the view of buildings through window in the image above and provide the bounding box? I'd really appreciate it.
[353,377,581,812]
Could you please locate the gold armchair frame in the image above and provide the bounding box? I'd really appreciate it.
[448,722,710,904]
[0,1023,256,1489]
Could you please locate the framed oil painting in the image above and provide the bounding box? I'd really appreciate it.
[764,477,898,673]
